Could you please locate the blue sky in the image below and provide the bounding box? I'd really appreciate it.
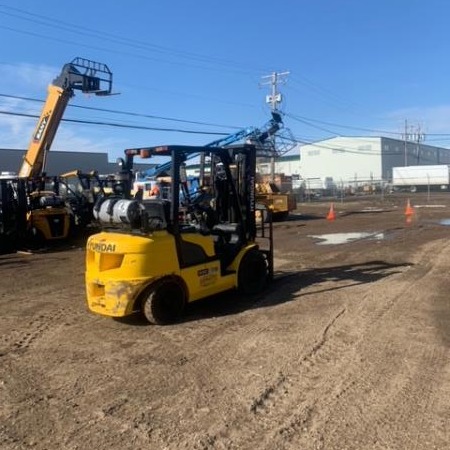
[1,0,450,163]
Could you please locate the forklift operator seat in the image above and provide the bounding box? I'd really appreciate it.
[142,199,170,230]
[211,222,241,244]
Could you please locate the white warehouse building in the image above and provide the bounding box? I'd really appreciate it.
[159,136,450,191]
[297,136,450,188]
[257,154,302,178]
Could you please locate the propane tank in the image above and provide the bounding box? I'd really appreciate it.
[93,198,144,226]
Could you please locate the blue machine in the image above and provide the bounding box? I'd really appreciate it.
[134,112,283,183]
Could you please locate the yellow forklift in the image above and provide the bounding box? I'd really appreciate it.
[58,170,107,229]
[85,143,273,324]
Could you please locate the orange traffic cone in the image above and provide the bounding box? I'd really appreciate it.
[405,199,414,224]
[326,203,336,221]
[405,199,414,217]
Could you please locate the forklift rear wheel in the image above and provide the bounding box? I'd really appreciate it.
[142,278,186,325]
[273,211,289,222]
[238,249,268,295]
[25,228,45,251]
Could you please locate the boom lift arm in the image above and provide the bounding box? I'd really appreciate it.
[135,112,283,181]
[19,57,113,178]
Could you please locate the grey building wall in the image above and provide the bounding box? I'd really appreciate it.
[381,138,450,181]
[0,149,156,175]
[298,137,450,185]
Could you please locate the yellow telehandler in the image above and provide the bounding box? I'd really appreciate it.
[18,57,113,243]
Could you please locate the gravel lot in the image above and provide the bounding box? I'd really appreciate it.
[1,193,449,450]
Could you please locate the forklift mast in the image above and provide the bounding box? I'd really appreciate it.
[0,177,27,252]
[18,58,113,179]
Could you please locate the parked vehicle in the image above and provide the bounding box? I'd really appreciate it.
[255,179,296,221]
[392,165,450,192]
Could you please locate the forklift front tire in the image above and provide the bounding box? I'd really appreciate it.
[142,277,186,325]
[238,249,268,295]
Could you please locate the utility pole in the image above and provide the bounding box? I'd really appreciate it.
[402,119,412,166]
[413,124,425,164]
[260,71,289,182]
[402,120,425,166]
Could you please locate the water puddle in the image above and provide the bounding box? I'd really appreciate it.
[308,232,385,245]
[359,207,391,213]
[438,219,450,226]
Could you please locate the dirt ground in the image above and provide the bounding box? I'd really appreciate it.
[1,192,449,450]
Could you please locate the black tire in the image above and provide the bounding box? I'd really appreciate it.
[238,249,268,295]
[272,211,289,222]
[142,277,186,325]
[24,228,45,251]
[0,236,15,254]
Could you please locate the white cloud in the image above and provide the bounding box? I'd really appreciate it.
[0,62,128,160]
[0,95,39,146]
[0,62,58,93]
[385,105,450,135]
[0,62,66,149]
[51,125,123,156]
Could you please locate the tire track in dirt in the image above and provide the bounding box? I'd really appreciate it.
[246,309,352,450]
[186,300,346,448]
[0,425,21,449]
[269,238,450,450]
[54,238,423,450]
[248,308,346,414]
[186,307,348,450]
[226,265,406,448]
[298,330,448,450]
[0,310,64,354]
[3,206,450,450]
[0,286,84,357]
[190,239,444,449]
[125,306,307,450]
[56,398,157,450]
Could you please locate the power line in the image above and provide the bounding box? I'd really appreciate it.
[5,91,450,148]
[0,22,263,82]
[285,112,341,136]
[0,110,229,136]
[8,90,447,138]
[0,93,241,129]
[285,112,404,136]
[0,5,268,76]
[2,107,448,160]
[1,3,392,117]
[288,76,365,116]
